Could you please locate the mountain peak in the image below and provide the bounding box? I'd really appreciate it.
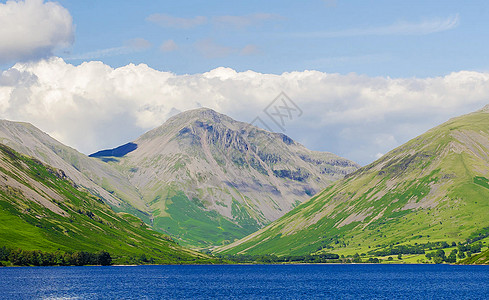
[91,107,359,247]
[167,107,234,125]
[170,107,225,120]
[142,107,241,140]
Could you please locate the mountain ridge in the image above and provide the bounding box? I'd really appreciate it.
[92,107,359,247]
[0,143,213,264]
[0,119,149,220]
[216,107,489,256]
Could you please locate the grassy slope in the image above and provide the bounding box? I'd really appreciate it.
[461,249,489,264]
[150,188,259,248]
[0,144,214,264]
[217,110,489,257]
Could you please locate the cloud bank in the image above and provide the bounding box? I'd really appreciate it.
[1,58,489,165]
[0,0,74,63]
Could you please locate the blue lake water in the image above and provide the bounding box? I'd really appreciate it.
[0,264,488,299]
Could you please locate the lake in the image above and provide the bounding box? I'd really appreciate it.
[0,264,488,299]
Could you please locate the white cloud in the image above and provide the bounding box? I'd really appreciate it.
[146,14,207,29]
[0,0,74,63]
[291,14,460,38]
[1,58,489,166]
[160,40,179,52]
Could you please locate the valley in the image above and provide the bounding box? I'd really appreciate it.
[2,106,489,266]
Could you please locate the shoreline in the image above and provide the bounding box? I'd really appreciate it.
[2,262,486,268]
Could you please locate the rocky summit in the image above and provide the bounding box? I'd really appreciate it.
[91,108,359,247]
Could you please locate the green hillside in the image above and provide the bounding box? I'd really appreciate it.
[0,144,214,265]
[216,108,489,259]
[461,247,489,264]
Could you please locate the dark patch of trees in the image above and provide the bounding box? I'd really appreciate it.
[0,246,112,266]
[466,227,489,244]
[425,243,482,264]
[457,242,482,253]
[367,257,380,263]
[369,244,425,256]
[368,240,474,258]
[425,249,456,264]
[216,253,343,264]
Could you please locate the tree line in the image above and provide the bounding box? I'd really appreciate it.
[368,240,483,257]
[425,243,482,263]
[0,246,112,266]
[214,253,388,264]
[216,253,344,264]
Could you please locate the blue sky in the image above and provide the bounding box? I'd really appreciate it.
[1,0,489,165]
[55,0,488,77]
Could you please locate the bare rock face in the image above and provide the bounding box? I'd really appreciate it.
[93,108,359,247]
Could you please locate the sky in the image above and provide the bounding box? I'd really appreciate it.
[1,0,489,165]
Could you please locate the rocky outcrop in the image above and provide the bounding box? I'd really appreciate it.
[92,108,359,246]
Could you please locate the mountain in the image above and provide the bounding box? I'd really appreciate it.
[0,120,146,221]
[0,144,212,264]
[216,107,489,256]
[92,108,359,247]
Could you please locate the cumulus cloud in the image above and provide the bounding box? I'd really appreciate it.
[1,58,489,165]
[0,0,74,63]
